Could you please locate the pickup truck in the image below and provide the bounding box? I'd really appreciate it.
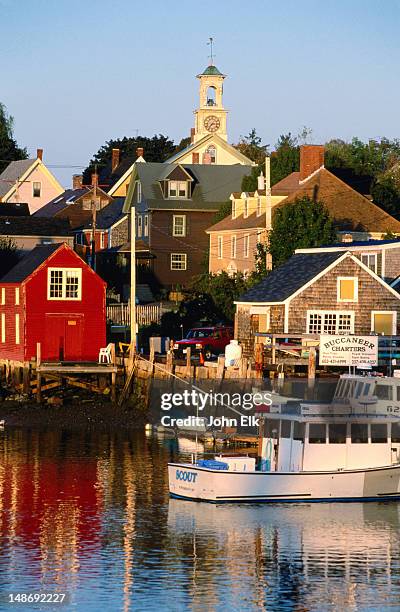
[173,326,234,360]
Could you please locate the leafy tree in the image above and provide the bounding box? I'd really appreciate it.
[270,133,300,185]
[83,134,176,183]
[174,136,191,153]
[233,129,269,165]
[0,237,19,277]
[213,200,232,223]
[241,166,262,192]
[0,103,27,173]
[371,176,400,218]
[325,137,400,177]
[269,196,336,267]
[193,272,248,321]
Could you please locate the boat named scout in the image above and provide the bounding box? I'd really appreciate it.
[168,376,400,503]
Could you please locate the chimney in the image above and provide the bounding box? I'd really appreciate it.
[190,128,196,143]
[73,174,83,190]
[91,173,98,188]
[299,145,324,182]
[37,148,43,161]
[136,147,144,159]
[257,171,265,191]
[111,148,120,172]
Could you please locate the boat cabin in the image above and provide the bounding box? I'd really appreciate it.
[263,413,400,472]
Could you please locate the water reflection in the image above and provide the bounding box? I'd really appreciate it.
[0,428,399,611]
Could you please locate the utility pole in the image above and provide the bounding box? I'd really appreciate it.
[265,156,272,269]
[91,167,98,271]
[130,202,137,355]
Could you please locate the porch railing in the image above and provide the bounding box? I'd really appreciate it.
[107,302,164,327]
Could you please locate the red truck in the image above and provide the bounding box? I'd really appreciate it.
[173,325,234,360]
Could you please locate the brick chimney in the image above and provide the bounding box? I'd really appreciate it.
[190,128,196,143]
[91,173,98,188]
[299,145,324,182]
[36,148,43,161]
[136,147,144,159]
[111,148,120,172]
[73,174,83,190]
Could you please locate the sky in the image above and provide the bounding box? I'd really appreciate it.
[1,0,399,187]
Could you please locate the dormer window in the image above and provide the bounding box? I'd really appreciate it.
[232,201,236,219]
[244,199,249,218]
[256,197,262,217]
[169,181,188,198]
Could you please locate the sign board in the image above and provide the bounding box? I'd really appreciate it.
[319,335,378,367]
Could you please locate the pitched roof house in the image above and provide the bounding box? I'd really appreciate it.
[0,150,64,214]
[207,145,400,276]
[0,243,106,362]
[74,198,128,252]
[235,250,400,357]
[0,216,73,253]
[123,162,251,291]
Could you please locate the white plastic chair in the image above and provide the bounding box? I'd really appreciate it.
[99,343,113,364]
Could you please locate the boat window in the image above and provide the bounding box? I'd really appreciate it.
[293,422,305,442]
[355,382,364,399]
[309,423,326,444]
[281,420,291,438]
[265,419,280,438]
[376,385,393,400]
[362,384,371,397]
[328,423,347,444]
[351,423,368,443]
[371,423,387,443]
[391,422,400,442]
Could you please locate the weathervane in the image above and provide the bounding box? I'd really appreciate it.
[207,37,215,65]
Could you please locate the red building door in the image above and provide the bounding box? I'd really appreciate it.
[44,315,84,361]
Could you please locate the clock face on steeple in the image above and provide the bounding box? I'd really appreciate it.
[204,115,220,132]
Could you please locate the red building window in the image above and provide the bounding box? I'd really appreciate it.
[48,268,82,300]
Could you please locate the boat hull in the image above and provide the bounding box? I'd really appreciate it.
[168,463,400,503]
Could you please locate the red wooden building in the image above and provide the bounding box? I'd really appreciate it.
[0,243,106,362]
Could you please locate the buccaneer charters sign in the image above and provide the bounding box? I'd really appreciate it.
[319,335,378,366]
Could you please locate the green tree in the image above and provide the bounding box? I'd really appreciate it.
[193,271,248,321]
[83,134,176,183]
[233,128,269,165]
[270,133,300,185]
[371,176,400,218]
[0,103,27,173]
[269,196,336,267]
[325,137,400,177]
[213,200,232,223]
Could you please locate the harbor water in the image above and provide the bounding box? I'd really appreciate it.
[1,427,400,611]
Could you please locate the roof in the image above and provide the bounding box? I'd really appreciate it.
[237,251,344,303]
[33,188,90,217]
[165,133,253,166]
[98,157,136,191]
[77,198,125,230]
[0,244,62,282]
[198,65,224,76]
[0,160,35,198]
[126,162,251,212]
[207,211,267,233]
[271,172,301,196]
[274,168,400,233]
[0,202,30,216]
[0,216,71,236]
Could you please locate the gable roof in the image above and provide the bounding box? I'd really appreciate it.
[97,156,136,193]
[0,158,63,201]
[236,251,344,303]
[273,168,400,233]
[165,133,254,166]
[0,244,62,282]
[76,198,125,230]
[207,211,267,233]
[0,216,71,236]
[33,188,90,217]
[124,162,251,213]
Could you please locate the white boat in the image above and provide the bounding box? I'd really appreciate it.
[168,409,400,503]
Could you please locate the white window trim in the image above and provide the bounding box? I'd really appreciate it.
[47,268,82,301]
[136,181,142,203]
[1,313,5,343]
[244,234,250,258]
[15,287,19,305]
[15,313,20,345]
[361,252,378,274]
[371,311,397,335]
[306,310,355,335]
[144,214,149,237]
[232,201,236,219]
[32,181,42,198]
[137,215,143,238]
[337,277,358,303]
[243,199,249,218]
[173,214,186,237]
[1,287,5,305]
[168,181,188,199]
[217,236,223,259]
[170,253,187,271]
[231,235,237,259]
[256,197,262,217]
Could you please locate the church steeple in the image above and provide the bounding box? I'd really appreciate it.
[193,40,228,143]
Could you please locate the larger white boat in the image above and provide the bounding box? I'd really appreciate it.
[168,407,400,503]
